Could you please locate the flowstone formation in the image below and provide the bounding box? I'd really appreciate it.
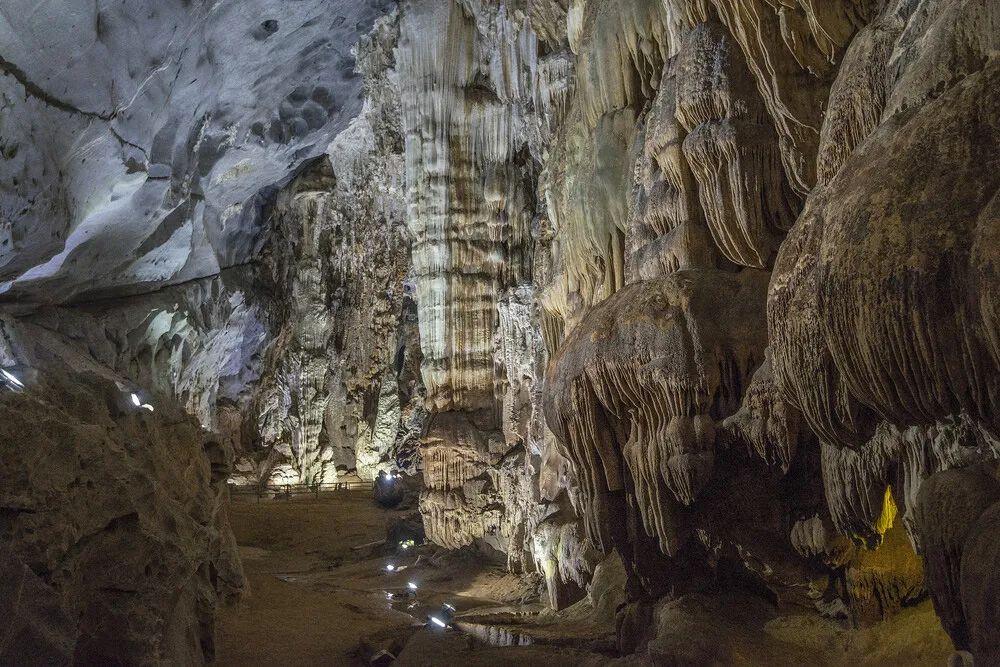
[248,152,409,486]
[391,0,999,661]
[396,0,596,598]
[235,10,419,488]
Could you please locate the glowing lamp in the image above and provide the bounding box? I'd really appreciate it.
[1,369,24,390]
[385,564,396,572]
[430,616,447,628]
[130,392,155,411]
[407,581,418,590]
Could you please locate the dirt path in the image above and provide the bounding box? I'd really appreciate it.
[215,491,607,666]
[216,492,413,665]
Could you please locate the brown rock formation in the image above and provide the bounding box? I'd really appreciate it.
[0,318,242,664]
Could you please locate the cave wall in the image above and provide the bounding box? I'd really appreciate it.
[0,0,395,303]
[539,0,997,656]
[0,315,242,664]
[387,0,1000,658]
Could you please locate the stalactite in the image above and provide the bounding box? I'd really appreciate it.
[707,0,871,194]
[674,20,797,269]
[720,354,806,474]
[627,59,716,282]
[546,269,768,552]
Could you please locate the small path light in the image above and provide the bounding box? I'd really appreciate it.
[429,616,447,629]
[1,369,24,391]
[130,392,155,412]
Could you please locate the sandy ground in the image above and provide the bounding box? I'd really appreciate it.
[216,491,414,666]
[215,491,953,667]
[215,491,608,666]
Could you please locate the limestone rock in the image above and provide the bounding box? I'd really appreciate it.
[0,547,76,666]
[0,317,242,664]
[546,269,769,552]
[0,0,395,303]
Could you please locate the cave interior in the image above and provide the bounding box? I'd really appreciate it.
[1,0,998,665]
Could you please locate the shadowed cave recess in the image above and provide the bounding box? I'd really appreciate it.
[1,0,998,665]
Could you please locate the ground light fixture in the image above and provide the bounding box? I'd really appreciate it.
[429,616,447,628]
[130,392,155,412]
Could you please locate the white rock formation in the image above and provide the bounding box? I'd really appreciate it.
[0,0,394,302]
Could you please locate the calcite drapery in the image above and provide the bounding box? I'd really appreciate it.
[674,20,797,269]
[546,269,769,553]
[396,0,536,413]
[418,412,506,549]
[1,0,998,658]
[766,0,1000,652]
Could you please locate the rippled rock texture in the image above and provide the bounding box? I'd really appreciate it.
[0,0,394,303]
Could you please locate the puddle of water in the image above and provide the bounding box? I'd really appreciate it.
[455,622,534,646]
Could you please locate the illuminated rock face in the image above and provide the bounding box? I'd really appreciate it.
[0,0,394,303]
[522,0,996,655]
[389,0,996,648]
[247,13,413,487]
[396,0,537,413]
[12,270,267,433]
[395,0,593,594]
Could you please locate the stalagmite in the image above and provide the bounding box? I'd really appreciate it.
[911,467,1000,651]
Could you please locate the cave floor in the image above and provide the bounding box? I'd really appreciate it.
[216,491,609,666]
[215,492,953,666]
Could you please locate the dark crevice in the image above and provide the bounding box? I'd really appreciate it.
[0,54,148,158]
